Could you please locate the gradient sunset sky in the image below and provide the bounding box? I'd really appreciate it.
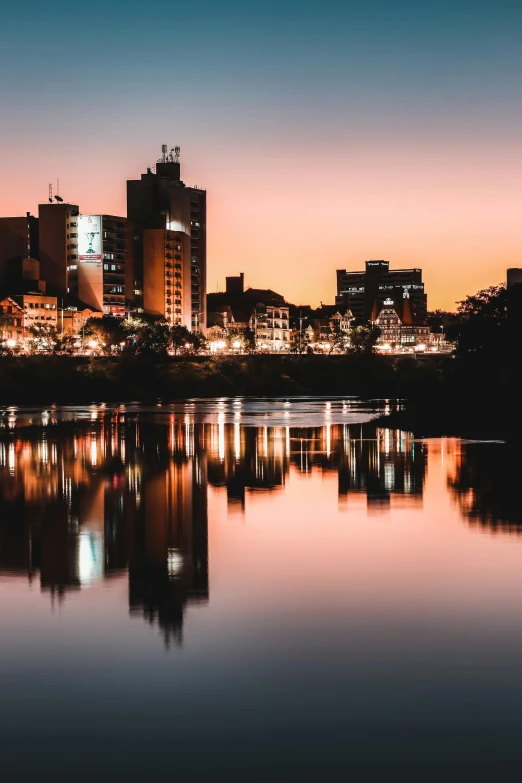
[1,0,521,309]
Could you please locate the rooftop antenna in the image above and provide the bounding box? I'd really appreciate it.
[174,146,180,163]
[48,183,53,203]
[54,178,63,202]
[161,144,167,162]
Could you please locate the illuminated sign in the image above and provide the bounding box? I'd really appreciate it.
[78,215,102,263]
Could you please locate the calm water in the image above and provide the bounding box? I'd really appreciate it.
[0,399,521,780]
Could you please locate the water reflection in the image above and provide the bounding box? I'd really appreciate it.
[0,408,515,649]
[448,441,522,535]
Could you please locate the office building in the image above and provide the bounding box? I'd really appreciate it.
[127,146,206,332]
[336,260,427,323]
[38,202,80,296]
[68,214,127,316]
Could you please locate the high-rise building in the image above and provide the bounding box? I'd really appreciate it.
[336,260,427,323]
[127,146,206,332]
[38,202,80,296]
[142,228,184,325]
[68,214,127,316]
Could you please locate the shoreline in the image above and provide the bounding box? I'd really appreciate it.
[0,353,515,439]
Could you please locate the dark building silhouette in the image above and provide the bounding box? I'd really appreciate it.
[336,260,427,323]
[127,147,207,332]
[0,214,39,294]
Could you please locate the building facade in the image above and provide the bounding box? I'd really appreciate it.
[0,297,25,341]
[68,214,127,316]
[127,147,206,332]
[251,304,291,352]
[142,229,184,324]
[38,202,80,296]
[336,260,427,323]
[15,293,58,332]
[373,297,430,350]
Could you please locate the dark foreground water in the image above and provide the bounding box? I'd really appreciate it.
[0,399,521,780]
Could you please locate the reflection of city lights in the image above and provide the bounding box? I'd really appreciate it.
[90,438,97,466]
[167,549,184,578]
[78,532,103,584]
[234,422,240,461]
[218,412,225,461]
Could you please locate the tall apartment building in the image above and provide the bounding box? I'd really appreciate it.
[0,213,39,292]
[68,214,126,316]
[127,146,206,332]
[38,202,80,295]
[142,229,184,325]
[336,260,427,323]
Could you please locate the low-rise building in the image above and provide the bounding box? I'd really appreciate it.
[251,303,291,352]
[373,297,430,351]
[15,293,58,332]
[0,297,25,342]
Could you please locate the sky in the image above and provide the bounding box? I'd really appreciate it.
[1,0,521,310]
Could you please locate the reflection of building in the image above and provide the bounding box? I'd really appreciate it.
[0,417,209,641]
[337,428,426,512]
[128,457,209,646]
[0,412,430,645]
[448,442,522,534]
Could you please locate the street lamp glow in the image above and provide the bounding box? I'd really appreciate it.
[87,339,98,349]
[6,339,16,348]
[232,340,241,349]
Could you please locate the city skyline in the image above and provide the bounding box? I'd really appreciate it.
[1,0,521,311]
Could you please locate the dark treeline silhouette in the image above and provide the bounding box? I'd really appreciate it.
[448,441,522,535]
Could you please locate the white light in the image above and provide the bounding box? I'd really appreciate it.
[167,548,184,577]
[6,339,16,348]
[233,340,241,349]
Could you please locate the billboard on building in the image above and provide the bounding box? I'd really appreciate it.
[78,215,102,263]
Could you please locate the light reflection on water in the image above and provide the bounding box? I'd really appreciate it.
[0,400,521,779]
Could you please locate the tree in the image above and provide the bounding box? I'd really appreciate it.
[226,328,255,353]
[84,316,127,354]
[348,325,380,355]
[450,285,512,354]
[426,309,456,334]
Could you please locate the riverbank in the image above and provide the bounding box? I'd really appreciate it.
[0,353,516,437]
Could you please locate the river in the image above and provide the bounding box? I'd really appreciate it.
[0,399,520,779]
